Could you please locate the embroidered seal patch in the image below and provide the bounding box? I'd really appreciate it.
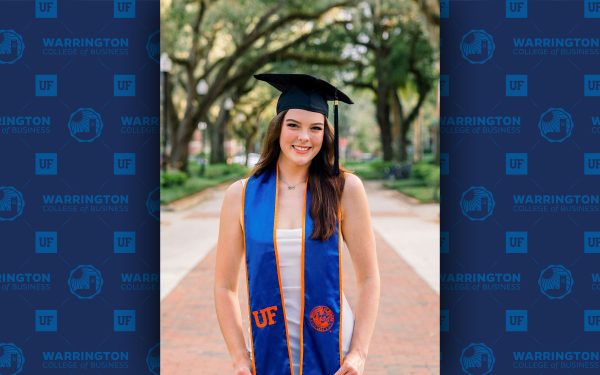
[309,305,335,332]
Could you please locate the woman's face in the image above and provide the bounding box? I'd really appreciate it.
[279,108,325,167]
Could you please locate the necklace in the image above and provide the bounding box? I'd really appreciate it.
[280,177,306,190]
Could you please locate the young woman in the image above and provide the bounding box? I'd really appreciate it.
[214,74,380,375]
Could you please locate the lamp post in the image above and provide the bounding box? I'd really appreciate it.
[196,79,209,172]
[198,121,208,175]
[160,53,173,172]
[196,79,208,96]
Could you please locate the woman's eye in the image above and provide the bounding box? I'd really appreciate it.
[287,123,298,128]
[312,127,323,131]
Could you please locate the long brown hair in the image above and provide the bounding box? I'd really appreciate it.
[251,110,346,241]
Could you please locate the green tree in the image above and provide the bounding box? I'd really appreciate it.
[341,0,436,162]
[162,0,356,171]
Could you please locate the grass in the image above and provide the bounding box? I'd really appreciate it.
[384,178,439,204]
[346,156,440,204]
[161,156,441,205]
[160,163,249,205]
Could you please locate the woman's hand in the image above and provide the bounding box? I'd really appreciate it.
[233,363,253,375]
[333,351,366,375]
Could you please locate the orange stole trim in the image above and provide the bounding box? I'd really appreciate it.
[274,166,296,375]
[241,179,257,375]
[299,178,308,375]
[338,204,344,366]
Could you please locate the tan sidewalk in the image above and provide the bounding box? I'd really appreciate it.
[161,231,439,374]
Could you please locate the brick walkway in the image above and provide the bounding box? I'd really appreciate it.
[161,230,439,374]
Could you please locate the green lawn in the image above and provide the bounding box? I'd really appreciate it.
[346,157,440,204]
[161,163,249,205]
[161,159,440,205]
[383,178,439,204]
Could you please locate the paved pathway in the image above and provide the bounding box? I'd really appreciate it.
[160,180,440,374]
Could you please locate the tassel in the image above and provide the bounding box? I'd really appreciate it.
[333,99,340,176]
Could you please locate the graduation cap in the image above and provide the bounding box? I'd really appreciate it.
[254,73,353,176]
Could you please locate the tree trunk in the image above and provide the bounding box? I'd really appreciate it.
[166,75,179,167]
[170,116,197,171]
[376,89,393,161]
[413,114,422,163]
[244,122,259,167]
[210,99,231,164]
[375,43,393,161]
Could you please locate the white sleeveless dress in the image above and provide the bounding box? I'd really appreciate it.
[247,228,354,374]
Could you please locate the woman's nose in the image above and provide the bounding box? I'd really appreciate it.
[297,129,309,142]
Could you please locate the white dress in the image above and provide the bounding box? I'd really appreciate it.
[247,228,355,374]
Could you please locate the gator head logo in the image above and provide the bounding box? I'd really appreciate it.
[538,265,574,300]
[0,30,25,64]
[0,187,25,221]
[68,108,103,143]
[309,305,334,333]
[538,108,574,143]
[460,343,495,375]
[460,29,495,64]
[460,186,495,221]
[146,343,160,375]
[146,187,160,220]
[0,342,25,374]
[68,265,103,299]
[146,30,159,63]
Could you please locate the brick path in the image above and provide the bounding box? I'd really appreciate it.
[161,230,439,374]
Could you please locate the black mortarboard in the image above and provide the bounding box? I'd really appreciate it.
[254,73,353,175]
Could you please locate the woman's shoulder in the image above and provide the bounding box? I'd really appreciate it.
[340,172,369,222]
[223,178,248,204]
[342,172,365,197]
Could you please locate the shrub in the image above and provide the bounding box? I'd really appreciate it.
[160,170,188,188]
[204,163,248,178]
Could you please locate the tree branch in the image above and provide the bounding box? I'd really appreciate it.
[345,80,376,93]
[278,52,354,66]
[412,0,440,27]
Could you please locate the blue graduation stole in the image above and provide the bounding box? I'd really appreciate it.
[242,166,343,375]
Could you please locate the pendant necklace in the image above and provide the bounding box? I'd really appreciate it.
[280,177,306,191]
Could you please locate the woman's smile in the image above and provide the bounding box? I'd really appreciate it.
[292,145,311,154]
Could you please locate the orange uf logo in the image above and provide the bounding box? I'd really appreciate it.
[309,305,335,332]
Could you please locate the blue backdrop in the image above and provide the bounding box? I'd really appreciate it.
[0,1,159,373]
[441,0,600,373]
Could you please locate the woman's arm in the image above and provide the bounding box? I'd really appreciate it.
[335,173,381,375]
[214,180,253,373]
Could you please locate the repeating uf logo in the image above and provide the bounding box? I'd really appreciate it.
[506,0,527,18]
[460,30,495,64]
[440,75,449,97]
[584,75,600,96]
[146,30,159,63]
[440,0,449,18]
[460,186,495,221]
[506,74,527,97]
[68,108,103,142]
[584,153,600,175]
[584,0,600,18]
[0,30,25,64]
[0,343,25,375]
[538,108,574,143]
[146,187,160,220]
[538,265,574,299]
[584,310,600,332]
[36,0,57,18]
[146,343,159,375]
[0,187,25,221]
[68,265,103,299]
[460,343,495,375]
[584,231,600,253]
[114,0,135,18]
[506,153,527,175]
